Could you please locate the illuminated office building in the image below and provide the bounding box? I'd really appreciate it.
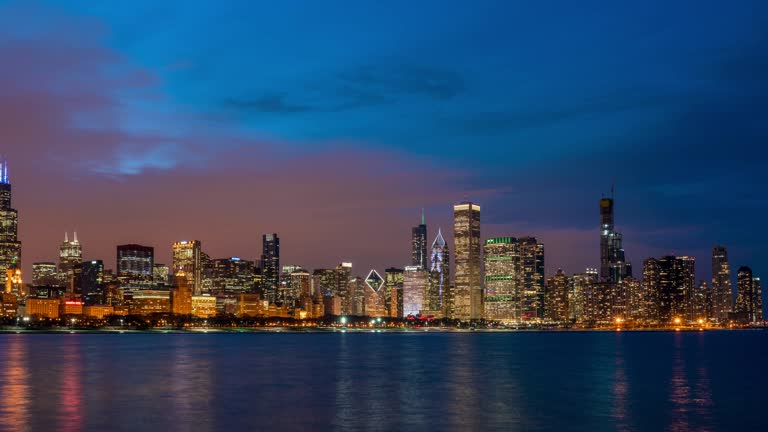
[643,255,695,323]
[411,210,427,269]
[452,202,482,320]
[153,264,170,288]
[73,260,104,302]
[290,269,311,298]
[5,265,23,296]
[483,237,519,322]
[518,237,545,319]
[117,244,154,289]
[172,240,202,295]
[261,234,280,303]
[212,257,255,294]
[171,270,192,315]
[545,269,570,322]
[1,292,17,318]
[385,268,404,318]
[599,191,630,283]
[571,269,598,323]
[691,281,711,321]
[130,290,171,315]
[0,159,21,288]
[711,245,732,322]
[191,295,217,318]
[403,266,428,316]
[427,229,449,316]
[32,262,59,287]
[336,262,353,314]
[735,266,757,322]
[58,232,82,288]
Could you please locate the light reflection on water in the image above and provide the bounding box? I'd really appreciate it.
[0,331,763,432]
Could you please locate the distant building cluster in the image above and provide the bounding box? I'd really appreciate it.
[0,158,762,327]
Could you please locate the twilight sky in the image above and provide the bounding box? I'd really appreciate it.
[2,0,767,282]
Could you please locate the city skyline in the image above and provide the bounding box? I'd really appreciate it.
[1,1,766,287]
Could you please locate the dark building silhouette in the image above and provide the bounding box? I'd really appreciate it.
[261,233,280,303]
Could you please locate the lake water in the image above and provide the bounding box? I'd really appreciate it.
[0,330,764,431]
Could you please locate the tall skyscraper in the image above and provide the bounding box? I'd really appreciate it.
[572,269,599,323]
[212,257,256,295]
[711,245,733,322]
[754,276,763,321]
[384,267,404,318]
[643,255,695,323]
[427,228,449,315]
[545,269,571,322]
[172,240,202,295]
[261,233,280,303]
[735,266,756,322]
[411,210,427,269]
[59,232,82,288]
[153,264,170,288]
[519,237,545,319]
[452,202,482,320]
[117,244,155,289]
[0,159,21,287]
[599,190,630,283]
[483,237,519,322]
[403,266,428,316]
[171,269,193,315]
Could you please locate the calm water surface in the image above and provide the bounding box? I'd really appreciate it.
[0,331,764,431]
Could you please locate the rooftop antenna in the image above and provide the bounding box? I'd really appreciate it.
[421,208,425,225]
[74,231,78,243]
[65,232,69,243]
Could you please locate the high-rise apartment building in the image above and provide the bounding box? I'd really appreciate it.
[735,266,757,322]
[545,269,571,322]
[172,240,202,295]
[411,210,427,269]
[0,160,21,287]
[261,234,280,303]
[643,255,695,323]
[711,245,732,322]
[452,202,482,320]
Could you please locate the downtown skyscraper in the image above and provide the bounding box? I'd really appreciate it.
[599,190,631,283]
[711,245,733,322]
[117,244,155,290]
[58,232,82,288]
[0,159,21,287]
[411,210,427,269]
[172,240,202,295]
[427,228,449,315]
[452,202,482,320]
[261,233,280,303]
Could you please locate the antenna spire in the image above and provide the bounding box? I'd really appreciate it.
[65,232,69,242]
[421,208,425,225]
[74,231,78,243]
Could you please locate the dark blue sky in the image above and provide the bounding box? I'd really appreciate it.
[1,0,767,282]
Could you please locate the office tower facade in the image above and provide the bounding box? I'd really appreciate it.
[403,266,428,316]
[572,268,599,323]
[4,264,23,296]
[171,269,193,315]
[599,192,630,283]
[58,232,82,288]
[32,262,59,287]
[117,244,155,289]
[411,211,427,269]
[261,234,280,303]
[519,237,545,319]
[452,202,482,320]
[711,246,732,322]
[384,267,404,318]
[735,266,756,322]
[211,257,255,295]
[291,268,312,298]
[0,160,21,287]
[643,255,696,323]
[483,237,519,322]
[74,260,104,301]
[691,281,711,322]
[362,270,387,317]
[153,264,170,288]
[545,269,571,322]
[172,240,202,295]
[427,228,449,315]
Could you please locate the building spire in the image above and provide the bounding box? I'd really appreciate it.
[65,232,69,243]
[74,231,78,243]
[421,208,425,225]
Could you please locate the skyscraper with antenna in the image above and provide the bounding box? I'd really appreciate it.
[411,209,427,269]
[0,157,22,287]
[59,231,83,289]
